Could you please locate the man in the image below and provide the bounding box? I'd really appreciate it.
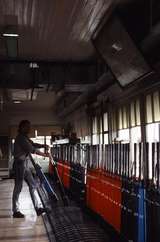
[12,120,50,218]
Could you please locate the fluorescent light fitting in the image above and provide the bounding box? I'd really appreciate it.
[13,100,21,104]
[29,62,39,69]
[3,33,19,37]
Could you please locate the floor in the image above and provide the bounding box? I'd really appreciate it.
[0,179,49,242]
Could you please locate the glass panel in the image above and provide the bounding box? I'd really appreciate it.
[92,117,97,134]
[92,117,95,133]
[92,134,98,145]
[123,106,128,128]
[119,108,123,129]
[100,117,103,133]
[95,117,98,134]
[112,111,117,132]
[118,129,129,142]
[146,123,160,142]
[103,112,108,131]
[146,123,160,181]
[153,91,160,122]
[131,101,136,127]
[130,126,141,143]
[130,127,141,178]
[136,99,141,125]
[104,133,109,144]
[100,133,103,144]
[146,95,153,123]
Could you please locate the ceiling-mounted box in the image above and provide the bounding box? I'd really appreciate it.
[92,15,152,87]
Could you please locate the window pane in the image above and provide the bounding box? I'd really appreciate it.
[100,117,103,133]
[146,123,160,181]
[92,134,98,145]
[118,129,129,142]
[119,108,123,129]
[146,123,160,142]
[100,133,103,144]
[130,126,141,143]
[104,133,109,144]
[92,117,95,133]
[136,99,141,125]
[104,112,108,131]
[153,91,160,122]
[146,95,153,123]
[123,106,128,129]
[112,111,117,133]
[95,117,98,133]
[92,117,98,134]
[131,101,136,127]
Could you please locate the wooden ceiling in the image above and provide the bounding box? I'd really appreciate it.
[0,0,114,61]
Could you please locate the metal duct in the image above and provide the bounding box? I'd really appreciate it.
[57,71,114,117]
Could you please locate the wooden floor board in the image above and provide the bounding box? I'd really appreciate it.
[0,179,49,242]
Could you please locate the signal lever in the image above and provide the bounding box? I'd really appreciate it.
[50,155,70,206]
[29,154,59,201]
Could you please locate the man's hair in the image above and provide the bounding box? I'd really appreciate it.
[18,120,31,133]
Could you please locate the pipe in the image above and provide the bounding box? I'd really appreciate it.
[57,72,114,117]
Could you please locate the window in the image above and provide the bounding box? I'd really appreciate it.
[146,91,160,123]
[129,100,141,177]
[136,99,141,126]
[91,112,109,145]
[130,126,141,143]
[118,108,123,130]
[146,123,160,181]
[146,94,153,123]
[117,105,129,142]
[146,123,160,142]
[145,91,160,182]
[103,112,108,132]
[117,99,141,143]
[131,102,136,127]
[118,129,129,142]
[100,116,103,144]
[130,99,141,127]
[116,99,142,178]
[154,92,160,122]
[103,112,109,144]
[92,116,99,145]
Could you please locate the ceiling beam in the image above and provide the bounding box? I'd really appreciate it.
[0,58,97,66]
[0,61,101,89]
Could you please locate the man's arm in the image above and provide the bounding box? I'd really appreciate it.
[19,136,49,157]
[30,139,49,150]
[35,149,51,158]
[29,139,50,157]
